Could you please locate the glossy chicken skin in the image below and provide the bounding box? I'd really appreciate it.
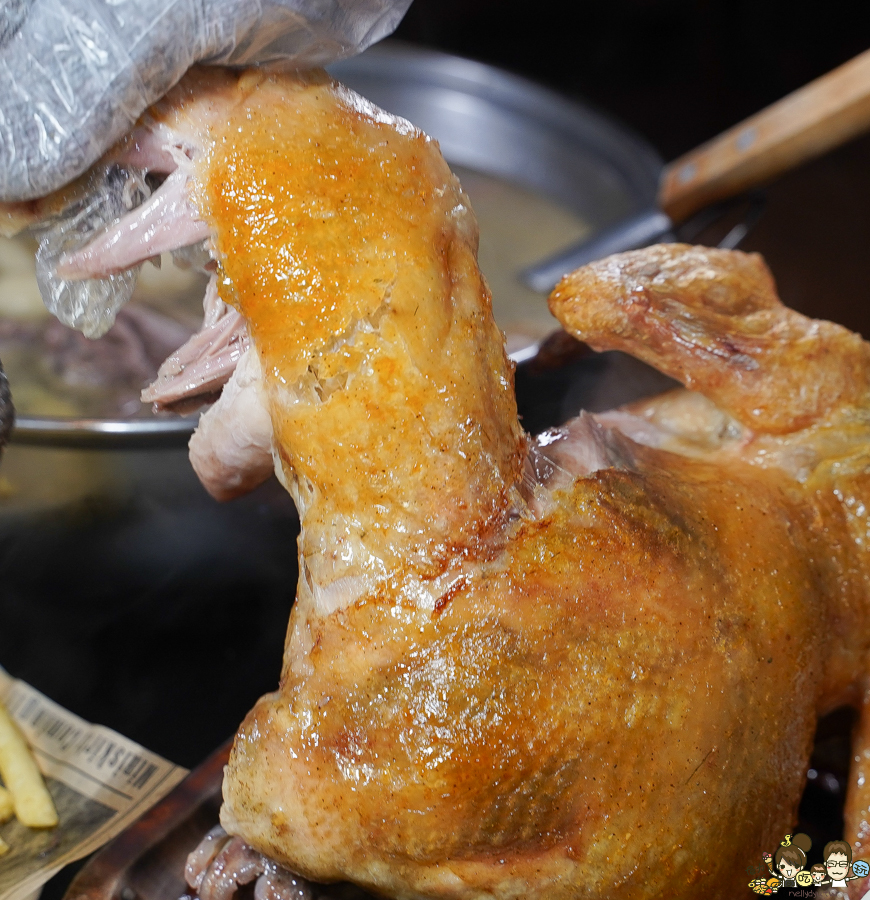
[20,70,870,899]
[198,71,525,606]
[227,445,831,900]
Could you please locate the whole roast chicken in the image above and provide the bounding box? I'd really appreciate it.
[14,68,870,900]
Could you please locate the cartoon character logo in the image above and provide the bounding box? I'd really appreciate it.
[748,834,870,894]
[749,833,812,893]
[824,840,861,888]
[774,833,811,889]
[810,862,828,887]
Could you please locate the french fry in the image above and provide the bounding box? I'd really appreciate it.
[0,783,13,823]
[0,702,57,828]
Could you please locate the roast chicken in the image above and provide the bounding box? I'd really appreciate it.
[10,68,870,900]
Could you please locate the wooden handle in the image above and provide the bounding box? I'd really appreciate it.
[659,48,870,223]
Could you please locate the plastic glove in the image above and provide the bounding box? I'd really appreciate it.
[0,0,412,202]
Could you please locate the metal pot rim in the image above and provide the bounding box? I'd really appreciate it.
[10,414,198,449]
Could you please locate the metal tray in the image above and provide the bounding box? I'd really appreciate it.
[61,743,378,900]
[62,743,230,900]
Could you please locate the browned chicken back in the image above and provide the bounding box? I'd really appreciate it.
[24,69,870,900]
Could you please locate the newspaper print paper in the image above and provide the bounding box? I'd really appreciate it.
[0,667,188,900]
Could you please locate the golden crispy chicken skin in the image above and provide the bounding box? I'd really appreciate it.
[20,69,870,900]
[198,71,526,604]
[226,453,830,900]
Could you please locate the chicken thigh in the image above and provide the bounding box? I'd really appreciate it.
[17,68,870,900]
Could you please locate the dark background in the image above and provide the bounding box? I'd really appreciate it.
[397,0,870,159]
[396,0,870,336]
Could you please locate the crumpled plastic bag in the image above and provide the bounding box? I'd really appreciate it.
[32,164,218,339]
[0,0,413,202]
[33,165,150,338]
